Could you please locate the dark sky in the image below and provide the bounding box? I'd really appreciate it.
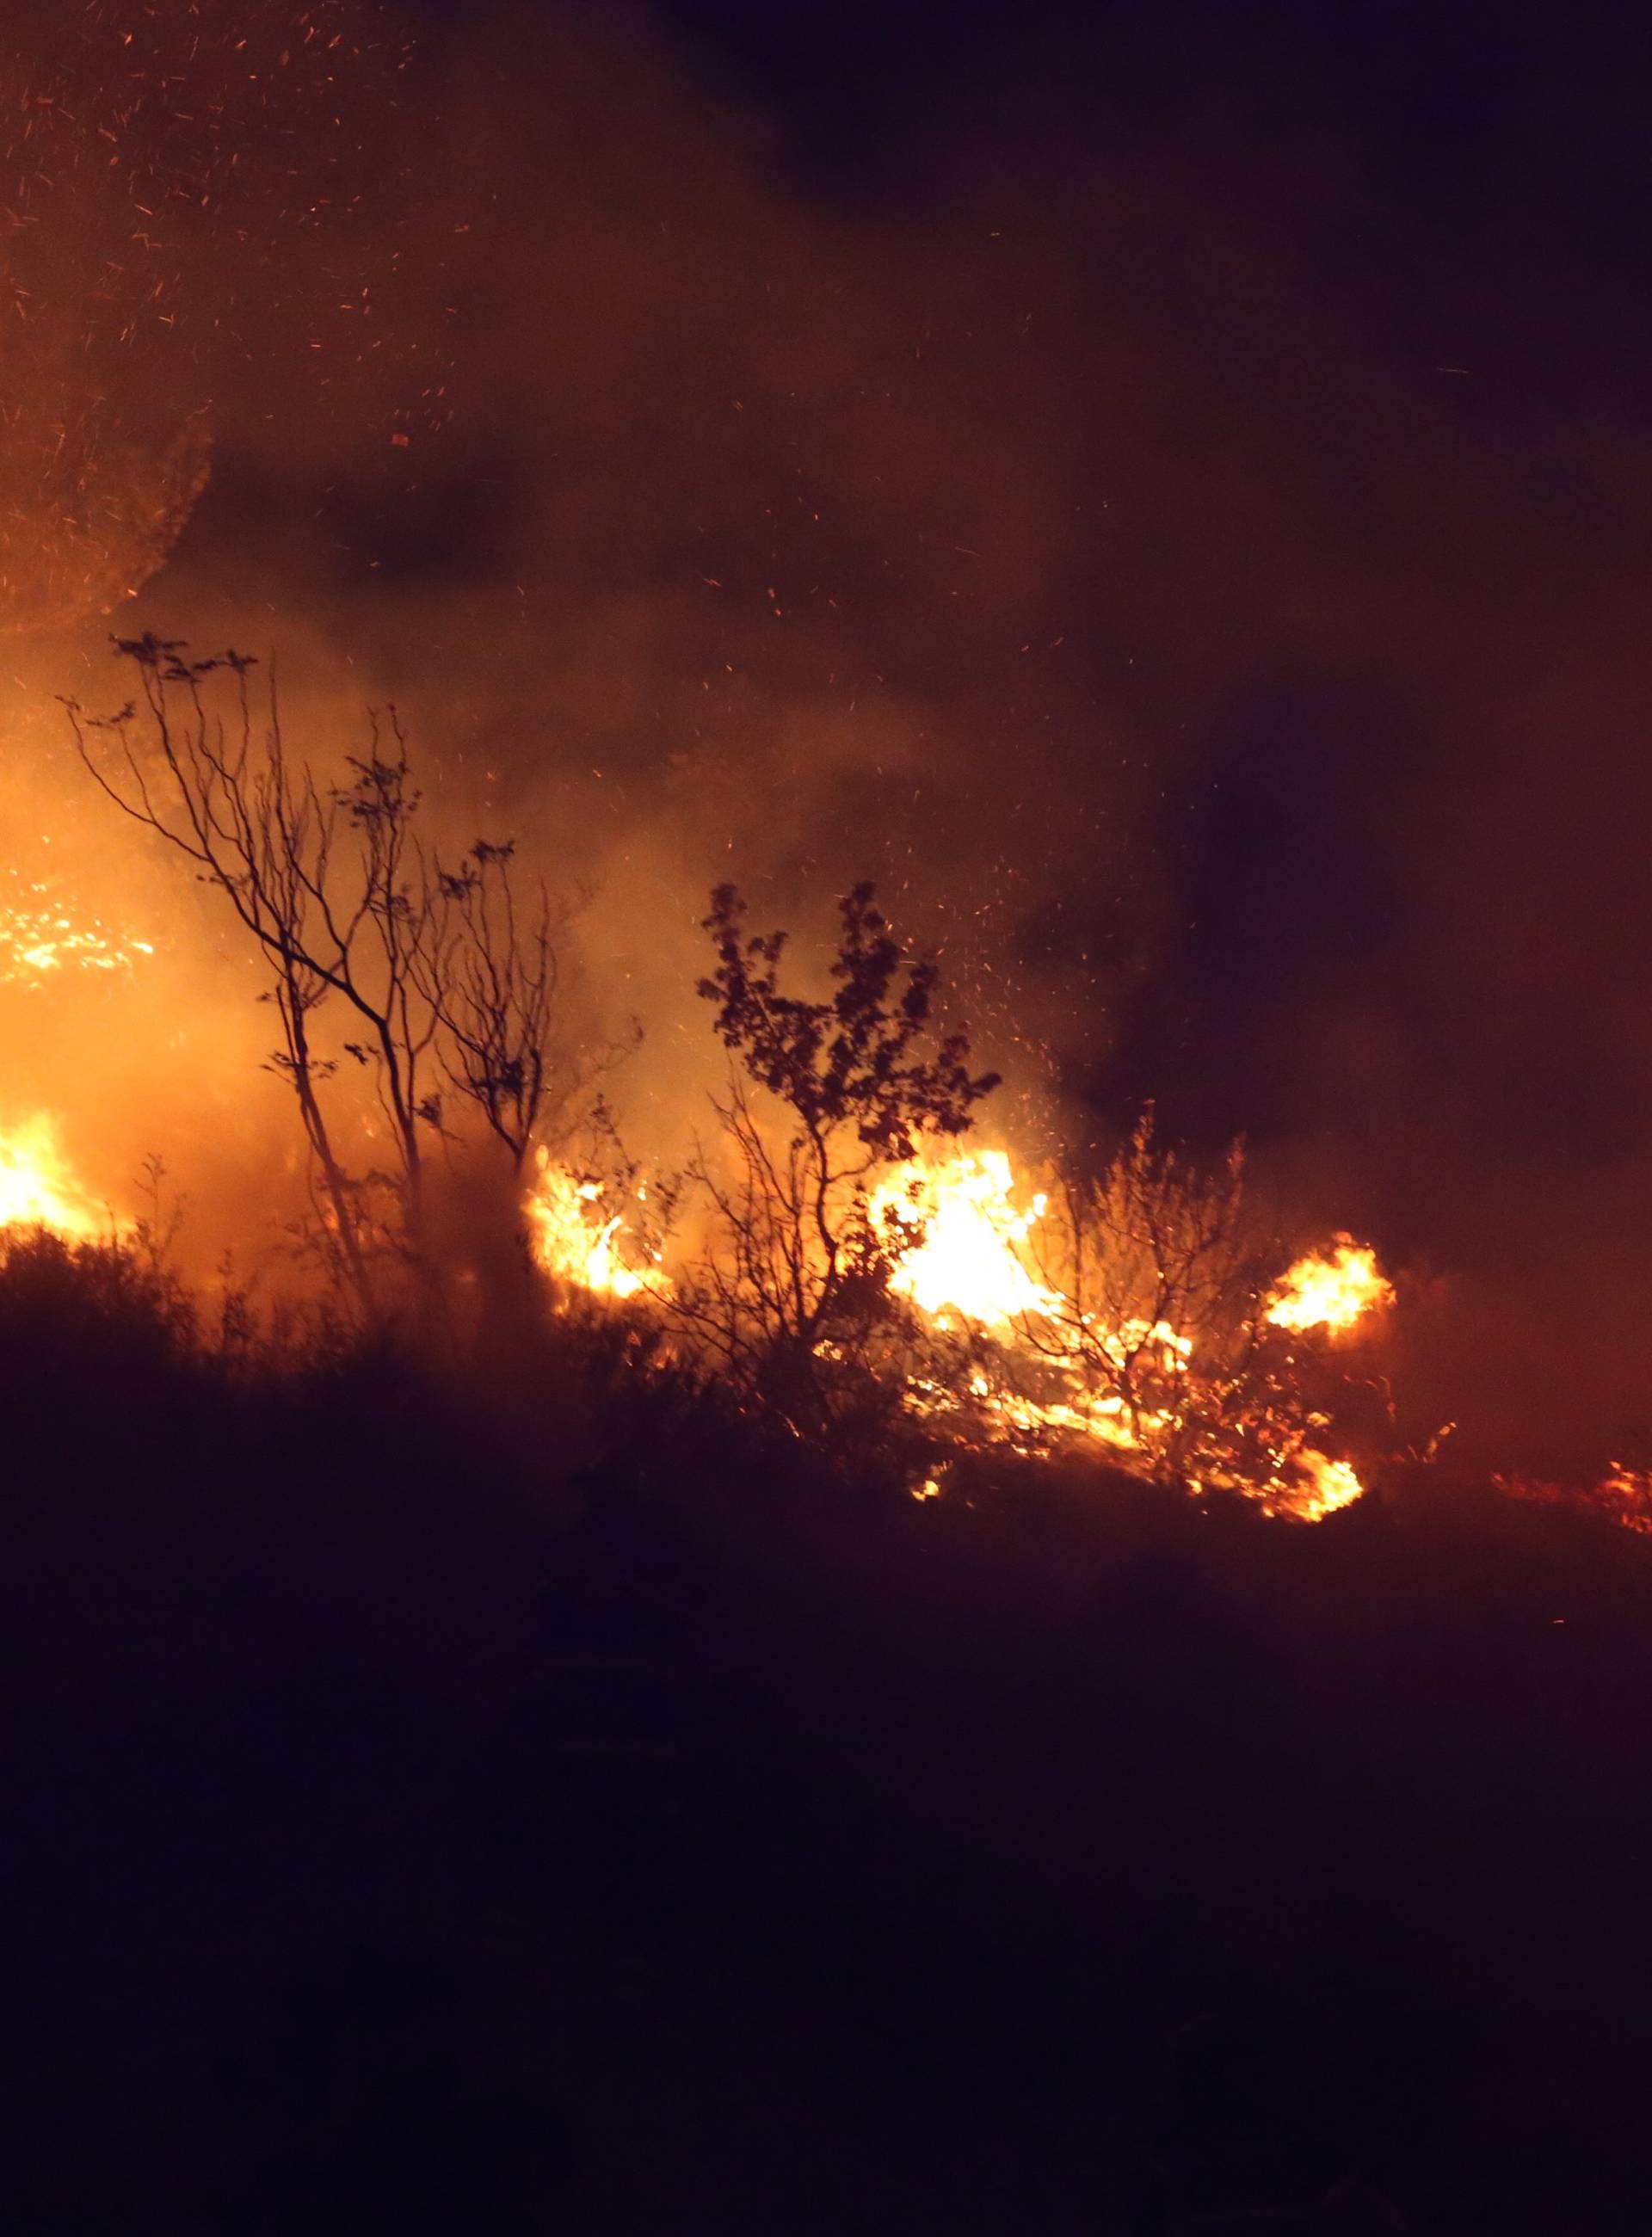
[123,0,1652,1465]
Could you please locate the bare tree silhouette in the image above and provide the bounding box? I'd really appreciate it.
[66,636,572,1320]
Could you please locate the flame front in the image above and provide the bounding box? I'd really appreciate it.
[0,1116,105,1238]
[867,1148,1384,1516]
[1266,1239,1393,1334]
[872,1149,1058,1325]
[526,1157,669,1302]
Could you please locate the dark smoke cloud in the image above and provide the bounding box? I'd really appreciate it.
[27,0,1652,1467]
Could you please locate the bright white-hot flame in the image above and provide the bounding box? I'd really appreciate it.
[526,1156,669,1301]
[871,1149,1058,1325]
[1287,1448,1365,1520]
[1266,1238,1392,1334]
[0,1115,106,1238]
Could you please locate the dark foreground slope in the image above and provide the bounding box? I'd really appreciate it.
[5,1240,1652,2233]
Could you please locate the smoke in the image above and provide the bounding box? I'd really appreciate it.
[3,0,1649,1465]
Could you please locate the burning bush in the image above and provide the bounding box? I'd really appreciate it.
[860,1118,1387,1518]
[589,884,1389,1516]
[58,650,1398,1524]
[672,880,999,1446]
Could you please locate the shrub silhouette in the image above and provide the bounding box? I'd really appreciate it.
[676,880,998,1446]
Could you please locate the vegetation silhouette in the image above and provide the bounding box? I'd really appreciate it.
[28,669,1652,2226]
[8,1210,1652,2229]
[65,636,574,1323]
[676,879,998,1445]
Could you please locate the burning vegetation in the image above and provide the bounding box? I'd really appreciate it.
[0,13,1624,1539]
[14,13,1652,2230]
[16,637,1401,1524]
[10,625,1629,1538]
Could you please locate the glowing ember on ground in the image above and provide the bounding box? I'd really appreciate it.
[1503,1464,1652,1538]
[526,1157,669,1301]
[1266,1239,1393,1334]
[1597,1465,1652,1532]
[0,1116,107,1237]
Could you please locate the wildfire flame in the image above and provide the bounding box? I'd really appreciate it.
[854,1149,1386,1516]
[0,1116,107,1238]
[525,1156,669,1302]
[1266,1239,1393,1334]
[872,1149,1058,1325]
[1287,1448,1366,1521]
[0,884,155,984]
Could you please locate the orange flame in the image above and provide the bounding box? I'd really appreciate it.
[1266,1238,1392,1334]
[0,1115,106,1238]
[525,1155,669,1302]
[870,1148,1379,1518]
[872,1149,1057,1325]
[1287,1448,1365,1521]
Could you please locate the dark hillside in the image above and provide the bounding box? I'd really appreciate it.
[7,1239,1652,2231]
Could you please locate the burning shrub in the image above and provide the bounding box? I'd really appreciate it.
[674,881,999,1445]
[513,885,1390,1513]
[861,1117,1389,1518]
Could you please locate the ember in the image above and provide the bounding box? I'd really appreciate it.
[0,880,154,984]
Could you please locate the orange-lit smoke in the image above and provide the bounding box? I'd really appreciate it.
[0,0,441,633]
